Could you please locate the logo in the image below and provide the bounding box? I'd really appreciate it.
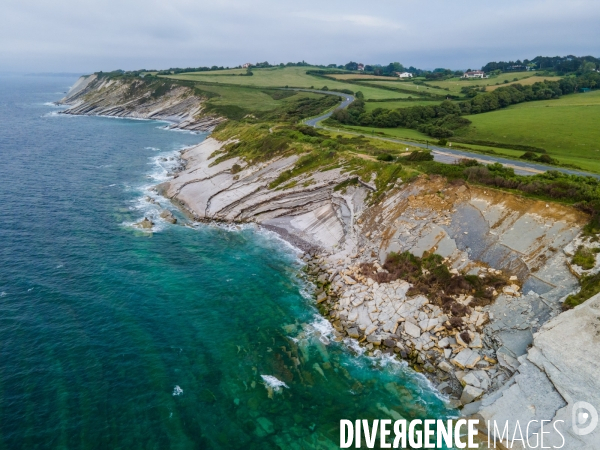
[572,401,598,436]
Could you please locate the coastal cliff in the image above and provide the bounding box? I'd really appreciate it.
[58,75,222,131]
[158,135,600,445]
[66,75,600,446]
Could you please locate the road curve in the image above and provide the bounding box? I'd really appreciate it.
[300,89,599,179]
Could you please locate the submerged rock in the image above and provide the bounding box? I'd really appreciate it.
[160,210,177,224]
[135,217,154,229]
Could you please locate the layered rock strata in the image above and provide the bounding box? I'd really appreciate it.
[152,136,600,448]
[58,75,222,131]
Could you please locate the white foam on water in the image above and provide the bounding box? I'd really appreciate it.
[172,385,183,396]
[306,314,335,340]
[260,375,289,391]
[0,292,6,297]
[343,337,366,356]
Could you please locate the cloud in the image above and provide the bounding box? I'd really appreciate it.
[293,12,404,30]
[0,0,598,72]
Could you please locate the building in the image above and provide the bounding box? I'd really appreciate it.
[242,63,252,69]
[396,72,413,78]
[463,70,488,79]
[357,63,365,71]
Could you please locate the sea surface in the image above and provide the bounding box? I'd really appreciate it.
[0,75,452,449]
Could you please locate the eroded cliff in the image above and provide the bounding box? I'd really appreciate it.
[59,75,222,131]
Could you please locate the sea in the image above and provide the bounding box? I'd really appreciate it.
[0,75,453,449]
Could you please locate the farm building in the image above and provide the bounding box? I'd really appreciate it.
[357,63,365,71]
[396,72,413,78]
[242,63,251,69]
[463,70,488,79]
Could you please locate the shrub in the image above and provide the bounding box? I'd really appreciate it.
[403,151,434,162]
[564,272,600,309]
[377,153,394,162]
[572,246,597,270]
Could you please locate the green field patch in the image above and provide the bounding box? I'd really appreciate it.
[457,92,600,172]
[163,66,408,100]
[365,100,444,112]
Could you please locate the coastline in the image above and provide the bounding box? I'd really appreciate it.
[150,134,600,448]
[59,77,600,448]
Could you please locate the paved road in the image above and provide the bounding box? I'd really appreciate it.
[300,89,599,179]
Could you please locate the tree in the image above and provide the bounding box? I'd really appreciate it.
[582,61,597,73]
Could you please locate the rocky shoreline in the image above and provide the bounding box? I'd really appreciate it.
[60,76,600,447]
[153,136,600,447]
[57,74,223,132]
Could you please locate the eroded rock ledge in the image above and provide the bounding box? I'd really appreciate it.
[154,136,599,446]
[58,75,222,131]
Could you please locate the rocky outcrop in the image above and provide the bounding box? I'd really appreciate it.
[157,137,368,253]
[473,293,600,449]
[58,75,222,131]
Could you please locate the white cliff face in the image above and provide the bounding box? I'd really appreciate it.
[59,76,222,132]
[476,293,600,449]
[159,137,369,253]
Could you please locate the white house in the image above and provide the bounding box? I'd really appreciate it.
[357,63,365,71]
[396,72,413,78]
[463,70,488,79]
[242,63,251,69]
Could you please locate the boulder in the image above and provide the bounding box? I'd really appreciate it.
[404,321,421,339]
[460,385,484,405]
[347,328,360,339]
[365,324,377,336]
[366,335,381,345]
[160,210,177,224]
[438,361,454,373]
[135,217,154,229]
[451,348,481,369]
[461,372,480,388]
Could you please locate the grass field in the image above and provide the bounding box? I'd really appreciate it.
[197,85,324,110]
[423,72,539,94]
[364,100,444,112]
[486,75,563,91]
[326,74,399,81]
[163,66,410,100]
[327,124,431,143]
[358,80,450,96]
[457,90,600,172]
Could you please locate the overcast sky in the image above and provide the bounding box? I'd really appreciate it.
[1,0,599,73]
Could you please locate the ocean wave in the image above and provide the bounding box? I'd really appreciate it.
[172,385,183,396]
[260,375,288,391]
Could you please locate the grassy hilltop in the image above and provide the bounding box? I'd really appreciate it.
[95,59,600,307]
[162,65,600,173]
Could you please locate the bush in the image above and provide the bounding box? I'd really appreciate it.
[358,251,508,314]
[377,153,394,162]
[572,246,597,270]
[564,272,600,309]
[403,150,434,161]
[438,138,448,146]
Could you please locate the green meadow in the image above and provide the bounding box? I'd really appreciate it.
[164,66,411,100]
[364,100,445,112]
[457,90,600,172]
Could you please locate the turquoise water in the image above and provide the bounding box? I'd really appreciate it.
[0,75,452,449]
